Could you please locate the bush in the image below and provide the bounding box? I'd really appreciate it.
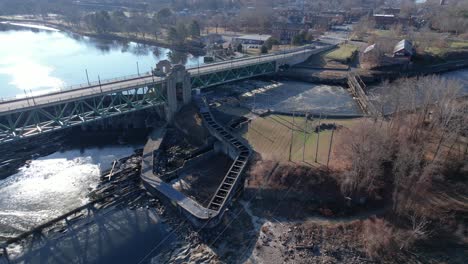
[362,218,398,260]
[260,45,268,54]
[362,216,429,260]
[265,37,280,49]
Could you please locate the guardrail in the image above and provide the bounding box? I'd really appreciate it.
[0,78,165,113]
[0,45,315,104]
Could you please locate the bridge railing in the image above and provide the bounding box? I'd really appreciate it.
[0,45,316,104]
[186,44,315,72]
[0,72,152,103]
[0,78,166,113]
[190,46,316,76]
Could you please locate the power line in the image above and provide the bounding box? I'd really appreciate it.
[236,164,307,262]
[137,186,217,264]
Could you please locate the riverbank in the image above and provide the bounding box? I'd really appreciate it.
[282,59,468,87]
[0,17,206,56]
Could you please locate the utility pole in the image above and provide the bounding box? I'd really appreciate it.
[136,61,140,76]
[289,111,295,161]
[85,69,90,85]
[327,123,336,168]
[98,75,102,93]
[23,90,30,106]
[302,113,308,162]
[315,113,322,163]
[29,89,36,105]
[253,91,256,111]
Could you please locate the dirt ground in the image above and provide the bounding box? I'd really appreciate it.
[172,153,233,207]
[244,219,369,264]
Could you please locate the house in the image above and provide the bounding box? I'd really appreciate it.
[393,39,414,58]
[232,34,272,50]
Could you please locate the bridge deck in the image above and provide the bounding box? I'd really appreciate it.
[0,49,311,114]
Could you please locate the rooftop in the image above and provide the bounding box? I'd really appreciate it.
[363,44,376,54]
[393,39,414,54]
[234,34,272,41]
[373,14,395,18]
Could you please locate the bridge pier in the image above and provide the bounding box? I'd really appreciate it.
[163,63,192,122]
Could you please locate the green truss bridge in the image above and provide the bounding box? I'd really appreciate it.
[0,46,326,144]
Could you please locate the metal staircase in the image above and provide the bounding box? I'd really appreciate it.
[198,104,251,212]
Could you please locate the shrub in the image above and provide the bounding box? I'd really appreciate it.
[362,218,398,259]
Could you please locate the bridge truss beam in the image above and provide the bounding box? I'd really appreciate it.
[191,61,276,89]
[0,85,166,144]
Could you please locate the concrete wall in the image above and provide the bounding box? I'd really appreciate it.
[275,45,338,71]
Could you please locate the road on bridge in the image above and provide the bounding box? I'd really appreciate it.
[0,48,312,114]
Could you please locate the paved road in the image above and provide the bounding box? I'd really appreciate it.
[0,48,313,114]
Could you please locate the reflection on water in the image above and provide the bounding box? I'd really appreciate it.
[440,69,468,95]
[168,50,189,65]
[0,23,202,99]
[0,146,138,241]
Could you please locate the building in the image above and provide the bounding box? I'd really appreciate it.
[381,7,401,15]
[373,14,413,29]
[373,14,398,28]
[349,7,373,21]
[304,14,343,29]
[272,22,307,43]
[393,39,414,58]
[232,34,272,50]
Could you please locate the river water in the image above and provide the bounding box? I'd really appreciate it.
[0,146,140,241]
[238,80,361,115]
[0,23,202,243]
[0,22,203,99]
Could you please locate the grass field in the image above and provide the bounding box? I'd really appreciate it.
[450,41,468,49]
[241,114,361,166]
[324,44,358,63]
[422,40,468,56]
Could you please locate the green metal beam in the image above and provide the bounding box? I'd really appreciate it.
[191,61,276,89]
[0,85,166,144]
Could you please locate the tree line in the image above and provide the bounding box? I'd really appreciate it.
[76,9,201,45]
[337,75,467,260]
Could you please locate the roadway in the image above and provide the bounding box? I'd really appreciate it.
[0,48,313,114]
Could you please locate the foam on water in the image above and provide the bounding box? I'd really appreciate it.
[241,81,361,115]
[0,146,137,240]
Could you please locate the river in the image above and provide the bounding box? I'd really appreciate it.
[0,23,203,244]
[0,146,141,241]
[0,22,203,99]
